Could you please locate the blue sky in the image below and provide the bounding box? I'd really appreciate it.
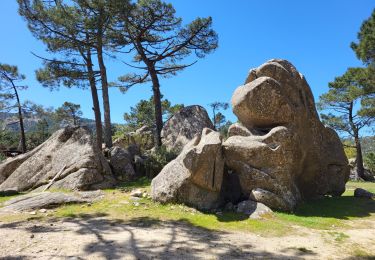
[0,1,373,124]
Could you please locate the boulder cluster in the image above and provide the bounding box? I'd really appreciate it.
[152,59,350,211]
[0,59,350,212]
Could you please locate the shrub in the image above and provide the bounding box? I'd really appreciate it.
[144,146,178,178]
[364,152,375,173]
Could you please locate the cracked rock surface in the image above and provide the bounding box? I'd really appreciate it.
[0,127,115,192]
[152,60,349,211]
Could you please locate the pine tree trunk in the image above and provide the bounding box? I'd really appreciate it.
[355,135,366,180]
[348,101,364,180]
[87,49,103,151]
[97,35,112,149]
[149,66,163,147]
[12,83,26,153]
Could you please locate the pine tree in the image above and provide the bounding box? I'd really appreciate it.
[0,64,28,153]
[117,0,218,146]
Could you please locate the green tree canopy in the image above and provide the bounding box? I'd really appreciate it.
[351,9,375,66]
[54,101,83,126]
[117,0,218,147]
[124,95,183,131]
[318,67,374,180]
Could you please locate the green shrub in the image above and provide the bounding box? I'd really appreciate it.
[144,146,178,178]
[364,152,375,173]
[0,153,6,163]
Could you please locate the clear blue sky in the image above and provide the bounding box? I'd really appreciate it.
[0,1,373,124]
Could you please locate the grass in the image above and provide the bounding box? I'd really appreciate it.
[0,180,374,237]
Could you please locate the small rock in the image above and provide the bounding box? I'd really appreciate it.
[354,188,374,199]
[30,234,34,239]
[39,209,47,213]
[29,211,36,215]
[130,189,143,198]
[133,202,140,207]
[236,200,273,219]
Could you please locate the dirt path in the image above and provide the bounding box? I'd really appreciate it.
[0,217,374,260]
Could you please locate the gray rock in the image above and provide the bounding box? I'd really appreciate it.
[0,191,104,212]
[130,189,143,198]
[348,159,375,181]
[236,200,273,219]
[109,146,136,181]
[113,126,154,151]
[161,105,214,153]
[224,59,349,211]
[0,127,116,192]
[152,128,224,210]
[354,188,374,199]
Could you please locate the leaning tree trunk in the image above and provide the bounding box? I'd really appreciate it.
[349,101,366,180]
[96,34,112,149]
[86,48,103,151]
[149,66,163,148]
[354,134,366,180]
[12,83,26,153]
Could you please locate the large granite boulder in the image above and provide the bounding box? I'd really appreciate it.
[152,128,224,210]
[224,59,349,210]
[151,59,349,212]
[161,105,214,153]
[0,191,104,213]
[113,125,154,151]
[109,146,136,181]
[0,127,115,192]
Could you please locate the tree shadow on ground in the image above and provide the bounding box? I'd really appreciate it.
[0,215,318,260]
[293,196,375,219]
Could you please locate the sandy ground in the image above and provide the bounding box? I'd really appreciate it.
[0,217,374,260]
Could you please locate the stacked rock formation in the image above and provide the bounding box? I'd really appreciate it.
[152,59,349,211]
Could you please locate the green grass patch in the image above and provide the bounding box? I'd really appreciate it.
[327,231,350,242]
[1,179,374,236]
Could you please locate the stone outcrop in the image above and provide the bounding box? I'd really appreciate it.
[152,59,349,212]
[236,200,273,219]
[354,188,374,199]
[0,191,104,212]
[161,105,214,153]
[152,128,224,210]
[223,59,349,210]
[0,127,115,192]
[109,146,136,181]
[113,125,154,151]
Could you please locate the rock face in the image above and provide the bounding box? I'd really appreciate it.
[109,146,136,181]
[113,125,154,151]
[236,200,273,219]
[348,158,375,181]
[224,59,349,210]
[354,188,374,199]
[161,105,214,153]
[151,59,349,212]
[0,191,104,212]
[0,127,115,192]
[152,128,224,210]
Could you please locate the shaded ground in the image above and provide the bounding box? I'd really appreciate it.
[1,216,374,260]
[0,181,374,259]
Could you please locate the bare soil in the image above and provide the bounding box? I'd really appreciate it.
[0,217,374,259]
